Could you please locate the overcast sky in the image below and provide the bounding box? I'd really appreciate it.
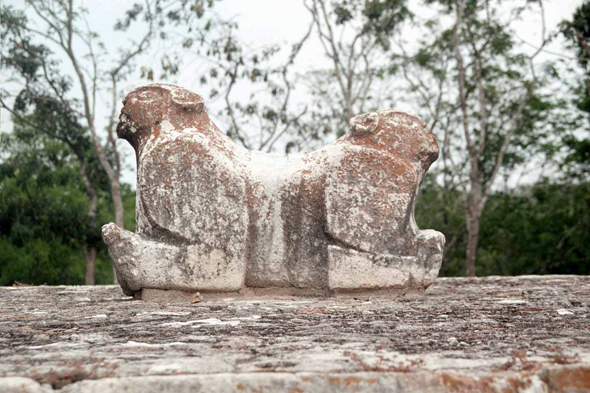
[1,0,585,187]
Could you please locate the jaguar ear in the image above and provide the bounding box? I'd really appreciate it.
[170,88,205,113]
[349,112,379,135]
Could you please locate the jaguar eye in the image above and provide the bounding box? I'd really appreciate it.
[135,91,157,103]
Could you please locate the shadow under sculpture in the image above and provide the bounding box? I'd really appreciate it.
[102,84,445,298]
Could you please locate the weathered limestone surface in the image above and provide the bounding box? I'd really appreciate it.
[1,276,589,392]
[102,84,445,297]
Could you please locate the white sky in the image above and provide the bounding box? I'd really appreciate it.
[0,0,585,188]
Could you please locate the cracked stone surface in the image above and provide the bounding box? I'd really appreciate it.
[1,275,589,392]
[102,83,444,296]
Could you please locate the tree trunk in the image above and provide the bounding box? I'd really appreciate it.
[83,245,97,285]
[111,178,125,228]
[111,178,125,284]
[465,174,483,277]
[80,166,99,285]
[465,213,480,277]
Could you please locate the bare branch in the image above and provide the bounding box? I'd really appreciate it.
[452,0,475,155]
[466,25,487,156]
[265,106,308,153]
[259,20,313,151]
[306,0,348,118]
[482,0,547,205]
[224,64,250,149]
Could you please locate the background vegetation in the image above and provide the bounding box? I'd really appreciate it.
[1,0,588,285]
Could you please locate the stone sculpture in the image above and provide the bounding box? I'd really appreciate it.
[102,84,445,298]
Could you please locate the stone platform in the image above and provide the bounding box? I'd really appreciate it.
[0,275,589,392]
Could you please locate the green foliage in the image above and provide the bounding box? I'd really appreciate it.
[560,2,590,118]
[332,0,411,49]
[416,179,590,276]
[559,1,590,179]
[400,0,555,183]
[0,90,138,285]
[415,174,466,277]
[0,7,46,80]
[477,181,590,275]
[0,131,108,285]
[0,238,84,285]
[561,1,590,72]
[115,0,215,32]
[0,126,137,285]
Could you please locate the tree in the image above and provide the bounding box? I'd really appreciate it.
[1,0,158,281]
[398,0,550,276]
[0,0,156,281]
[415,177,590,276]
[0,119,116,285]
[303,0,411,138]
[129,0,411,152]
[561,1,590,179]
[562,2,590,77]
[0,11,108,283]
[415,173,466,276]
[478,180,590,275]
[196,19,314,152]
[128,4,316,152]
